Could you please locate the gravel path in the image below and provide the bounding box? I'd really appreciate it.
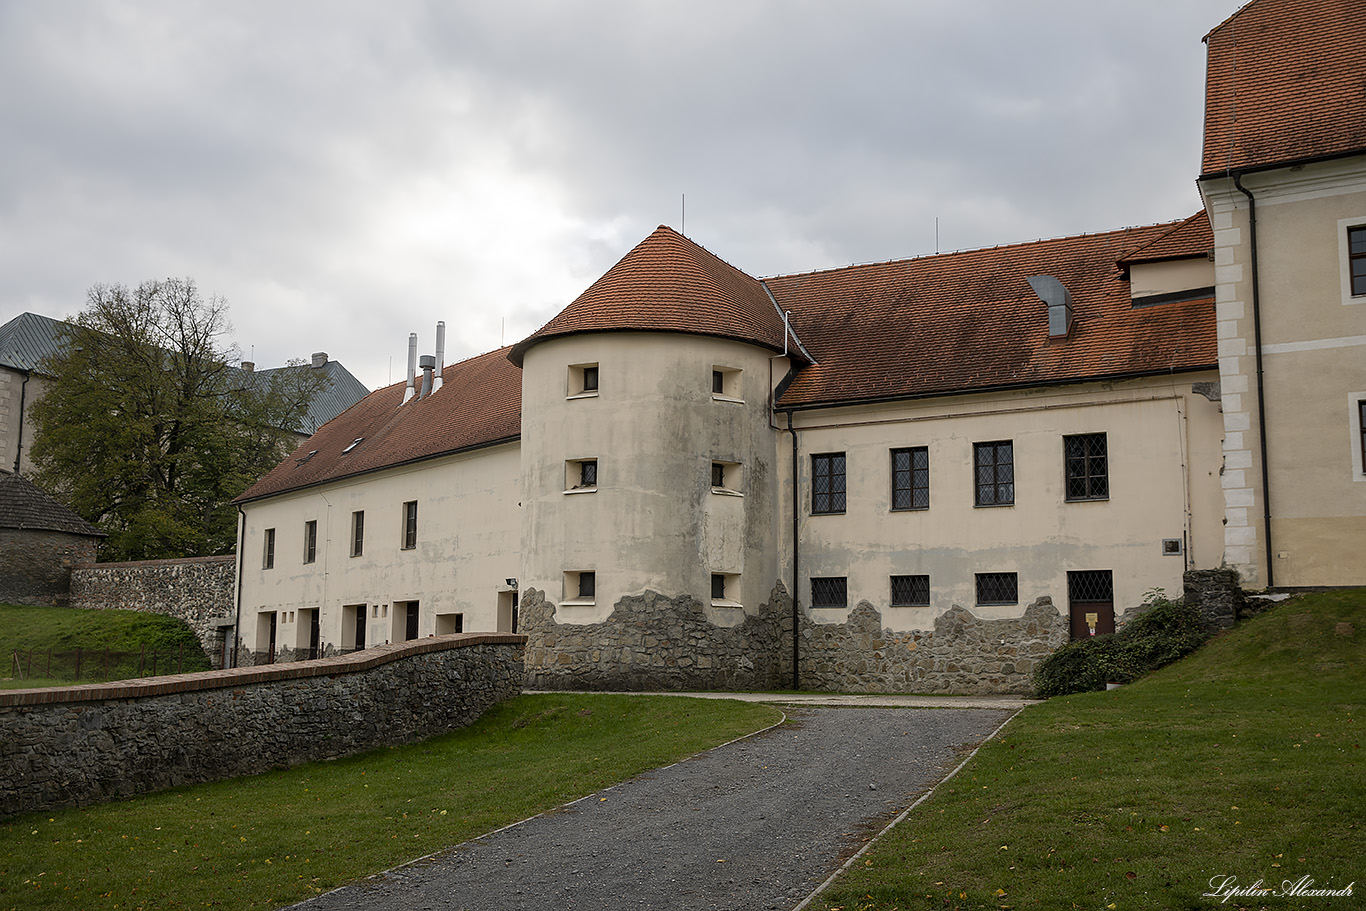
[290,705,1015,911]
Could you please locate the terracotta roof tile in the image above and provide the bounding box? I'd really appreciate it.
[508,226,792,366]
[235,346,521,503]
[1118,211,1214,264]
[768,222,1217,408]
[1202,0,1366,175]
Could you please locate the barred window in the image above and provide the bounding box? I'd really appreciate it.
[580,459,597,488]
[812,452,846,515]
[1067,570,1113,603]
[891,446,929,510]
[974,441,1014,506]
[890,574,930,606]
[811,577,848,608]
[1064,433,1109,500]
[975,572,1018,605]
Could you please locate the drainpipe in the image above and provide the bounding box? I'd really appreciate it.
[232,505,246,668]
[12,370,29,473]
[1232,173,1275,588]
[787,410,800,690]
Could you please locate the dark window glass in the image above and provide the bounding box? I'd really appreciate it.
[974,441,1014,506]
[711,573,726,599]
[263,528,275,569]
[453,613,464,633]
[579,571,595,599]
[582,366,598,391]
[811,576,848,608]
[713,370,725,394]
[1067,570,1113,603]
[1361,401,1366,473]
[403,501,418,549]
[1064,433,1109,500]
[812,452,847,514]
[712,462,726,488]
[1350,226,1366,296]
[975,572,1018,605]
[580,460,597,487]
[890,574,930,606]
[351,511,364,557]
[891,446,929,510]
[304,520,317,564]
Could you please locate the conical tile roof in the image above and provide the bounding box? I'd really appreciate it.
[508,226,794,366]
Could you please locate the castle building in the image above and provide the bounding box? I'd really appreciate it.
[231,0,1365,692]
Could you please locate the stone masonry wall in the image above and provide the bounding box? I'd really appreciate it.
[70,555,236,665]
[523,583,1069,695]
[796,597,1069,695]
[1182,567,1245,632]
[0,528,99,606]
[522,587,788,691]
[0,633,525,820]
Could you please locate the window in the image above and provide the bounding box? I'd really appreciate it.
[351,511,364,557]
[975,572,1018,605]
[1064,433,1108,500]
[891,447,929,510]
[711,573,726,600]
[712,462,726,487]
[1360,400,1366,472]
[1350,225,1366,296]
[974,441,1014,506]
[1068,570,1113,603]
[402,500,418,549]
[811,576,848,608]
[812,452,846,514]
[578,571,595,599]
[304,520,317,564]
[711,366,741,399]
[712,370,725,394]
[567,458,597,490]
[569,363,599,396]
[890,574,930,606]
[710,460,740,492]
[263,528,275,569]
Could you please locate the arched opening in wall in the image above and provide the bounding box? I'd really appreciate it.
[1068,570,1114,640]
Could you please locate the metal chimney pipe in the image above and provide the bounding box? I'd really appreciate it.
[418,355,435,399]
[434,321,446,392]
[402,332,418,404]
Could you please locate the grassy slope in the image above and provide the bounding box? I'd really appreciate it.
[0,693,782,911]
[815,590,1365,910]
[0,603,210,687]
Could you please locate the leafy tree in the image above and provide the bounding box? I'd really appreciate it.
[29,279,327,560]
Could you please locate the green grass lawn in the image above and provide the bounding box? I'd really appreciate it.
[0,693,782,911]
[813,589,1365,911]
[0,603,210,688]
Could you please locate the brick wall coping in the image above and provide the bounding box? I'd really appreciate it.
[0,633,527,707]
[72,554,237,570]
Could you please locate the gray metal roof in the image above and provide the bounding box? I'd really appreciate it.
[0,312,369,436]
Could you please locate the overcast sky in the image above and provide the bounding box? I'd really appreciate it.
[0,0,1244,391]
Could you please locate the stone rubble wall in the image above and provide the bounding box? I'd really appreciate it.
[0,633,525,820]
[69,555,236,665]
[0,529,99,606]
[1182,567,1246,631]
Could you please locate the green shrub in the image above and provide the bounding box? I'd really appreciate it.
[1033,591,1209,697]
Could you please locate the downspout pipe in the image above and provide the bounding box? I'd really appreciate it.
[232,506,246,668]
[12,370,29,473]
[786,410,800,690]
[1232,173,1275,588]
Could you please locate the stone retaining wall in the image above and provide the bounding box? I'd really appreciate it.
[1183,567,1245,632]
[70,555,236,665]
[0,633,525,820]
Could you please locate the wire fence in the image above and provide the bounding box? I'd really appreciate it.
[8,643,210,686]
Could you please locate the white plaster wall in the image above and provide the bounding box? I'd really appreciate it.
[790,374,1224,628]
[238,442,522,654]
[519,333,782,622]
[1201,157,1366,586]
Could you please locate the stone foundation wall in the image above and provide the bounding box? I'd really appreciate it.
[1183,567,1245,632]
[0,633,525,820]
[796,597,1069,695]
[70,556,236,665]
[0,529,99,606]
[522,587,788,691]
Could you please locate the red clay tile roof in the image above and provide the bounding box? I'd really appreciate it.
[768,222,1217,409]
[1201,0,1366,176]
[1118,211,1213,265]
[508,226,793,366]
[234,346,521,503]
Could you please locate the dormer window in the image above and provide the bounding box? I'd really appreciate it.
[295,450,317,466]
[342,438,364,454]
